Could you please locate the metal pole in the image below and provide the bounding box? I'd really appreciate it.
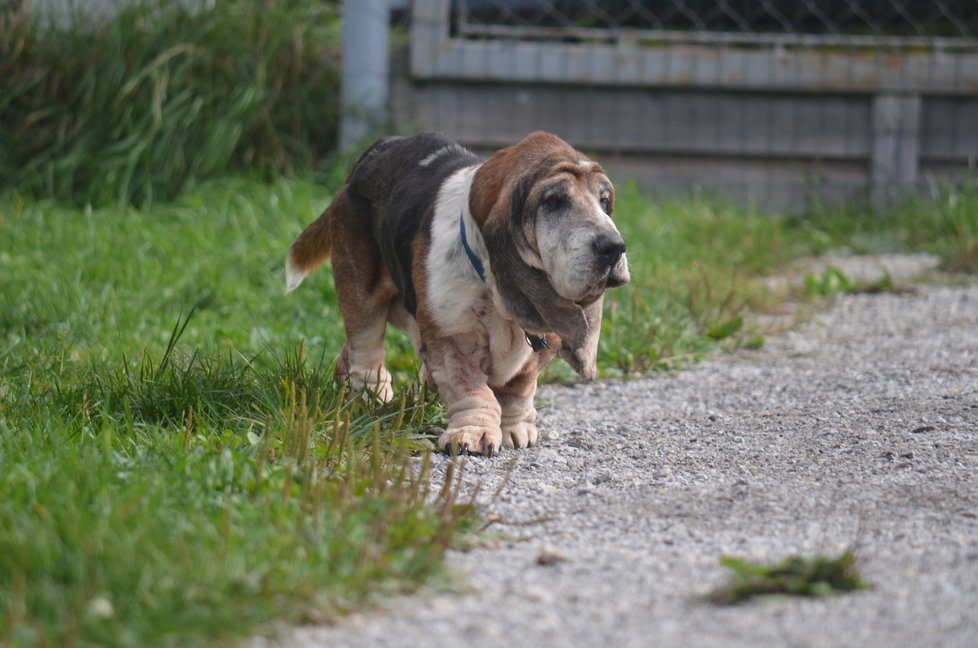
[340,0,390,149]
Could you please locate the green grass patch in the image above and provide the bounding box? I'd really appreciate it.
[707,551,869,605]
[1,363,476,647]
[1,306,476,646]
[1,0,341,205]
[0,175,973,644]
[803,185,978,274]
[899,187,978,273]
[0,178,467,646]
[592,188,812,376]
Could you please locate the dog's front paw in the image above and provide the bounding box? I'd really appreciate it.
[342,366,394,404]
[438,426,503,457]
[502,421,538,449]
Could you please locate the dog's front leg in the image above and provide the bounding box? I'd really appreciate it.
[493,339,558,449]
[424,337,502,456]
[494,375,539,449]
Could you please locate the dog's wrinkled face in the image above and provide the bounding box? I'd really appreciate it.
[513,160,630,304]
[474,133,631,380]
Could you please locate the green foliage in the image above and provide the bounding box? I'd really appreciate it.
[1,310,470,646]
[804,266,856,297]
[706,316,744,341]
[0,178,476,646]
[800,183,978,275]
[0,0,341,206]
[708,551,869,605]
[900,186,978,273]
[1,363,474,647]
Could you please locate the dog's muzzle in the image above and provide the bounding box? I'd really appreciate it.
[592,233,628,288]
[592,234,626,270]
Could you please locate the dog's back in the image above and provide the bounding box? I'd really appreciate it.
[286,133,480,300]
[345,133,481,314]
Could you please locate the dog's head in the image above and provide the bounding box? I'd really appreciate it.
[471,132,630,380]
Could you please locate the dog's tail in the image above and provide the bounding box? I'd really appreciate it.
[285,187,348,293]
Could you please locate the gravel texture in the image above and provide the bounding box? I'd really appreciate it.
[258,258,978,648]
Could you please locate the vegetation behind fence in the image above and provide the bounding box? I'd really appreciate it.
[0,0,342,206]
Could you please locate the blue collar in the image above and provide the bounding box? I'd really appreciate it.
[459,212,486,283]
[458,212,548,353]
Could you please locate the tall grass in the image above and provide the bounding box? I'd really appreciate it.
[0,178,468,646]
[900,185,978,273]
[0,0,341,206]
[799,184,978,274]
[1,339,475,648]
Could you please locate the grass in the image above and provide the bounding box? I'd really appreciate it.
[0,0,341,206]
[1,372,475,647]
[0,178,470,647]
[802,184,978,274]
[592,188,805,376]
[707,551,869,605]
[1,174,975,645]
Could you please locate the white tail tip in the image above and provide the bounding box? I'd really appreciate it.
[284,252,308,294]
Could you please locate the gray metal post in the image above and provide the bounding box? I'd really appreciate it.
[340,0,391,149]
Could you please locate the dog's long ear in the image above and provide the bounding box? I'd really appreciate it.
[483,175,601,382]
[558,297,602,382]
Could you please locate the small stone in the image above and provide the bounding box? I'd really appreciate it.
[536,544,570,566]
[539,483,558,496]
[566,437,592,449]
[592,471,613,484]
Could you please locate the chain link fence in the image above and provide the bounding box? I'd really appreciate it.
[389,0,978,211]
[456,1,978,49]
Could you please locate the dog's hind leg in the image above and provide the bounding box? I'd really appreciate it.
[327,189,397,403]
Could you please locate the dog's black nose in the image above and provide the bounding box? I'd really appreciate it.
[592,235,626,268]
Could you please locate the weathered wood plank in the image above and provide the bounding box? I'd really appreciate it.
[599,155,868,213]
[920,98,978,161]
[407,84,871,159]
[411,35,978,95]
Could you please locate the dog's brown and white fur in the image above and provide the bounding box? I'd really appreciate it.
[286,132,629,455]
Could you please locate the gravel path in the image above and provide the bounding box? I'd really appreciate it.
[260,259,978,648]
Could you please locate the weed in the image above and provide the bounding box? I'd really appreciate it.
[707,550,869,605]
[0,315,474,647]
[804,266,856,297]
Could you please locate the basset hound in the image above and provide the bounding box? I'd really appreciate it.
[286,132,629,455]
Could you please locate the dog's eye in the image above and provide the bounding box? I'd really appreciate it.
[542,193,568,212]
[599,194,613,214]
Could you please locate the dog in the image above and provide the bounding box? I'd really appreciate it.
[285,132,629,455]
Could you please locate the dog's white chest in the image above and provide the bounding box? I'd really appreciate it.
[483,308,534,387]
[425,166,534,387]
